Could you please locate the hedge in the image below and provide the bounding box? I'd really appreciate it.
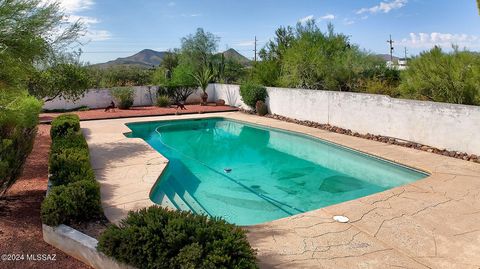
[41,179,103,226]
[239,83,268,109]
[97,206,258,269]
[50,113,80,138]
[49,133,94,186]
[41,114,102,226]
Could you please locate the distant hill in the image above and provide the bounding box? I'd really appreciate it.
[220,48,251,65]
[376,54,401,62]
[92,48,250,68]
[92,49,167,69]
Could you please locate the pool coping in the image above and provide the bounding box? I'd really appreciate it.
[81,112,480,268]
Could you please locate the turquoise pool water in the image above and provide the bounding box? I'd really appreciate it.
[127,118,427,225]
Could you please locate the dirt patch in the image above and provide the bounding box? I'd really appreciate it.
[69,216,109,240]
[0,125,91,269]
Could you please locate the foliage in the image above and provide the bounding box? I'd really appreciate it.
[212,53,246,84]
[156,95,171,107]
[161,51,179,79]
[0,0,83,194]
[28,54,91,102]
[41,179,102,226]
[250,60,281,86]
[179,28,219,72]
[111,87,135,109]
[50,114,80,138]
[171,64,198,86]
[240,83,268,109]
[157,84,197,104]
[0,90,42,194]
[41,123,102,226]
[0,0,83,88]
[49,132,95,186]
[191,67,214,93]
[97,206,258,269]
[89,66,153,88]
[255,101,268,116]
[361,78,400,97]
[279,21,383,91]
[399,46,480,105]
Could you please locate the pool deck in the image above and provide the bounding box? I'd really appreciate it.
[81,112,480,269]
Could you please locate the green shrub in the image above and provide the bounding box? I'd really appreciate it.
[50,114,80,138]
[111,87,135,109]
[157,83,197,104]
[239,82,268,109]
[49,132,93,186]
[97,206,258,269]
[0,90,42,193]
[156,95,171,107]
[49,147,94,186]
[399,46,480,105]
[41,180,103,226]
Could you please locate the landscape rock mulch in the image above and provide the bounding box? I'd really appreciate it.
[0,125,91,269]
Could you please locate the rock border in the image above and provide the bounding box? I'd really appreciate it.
[238,109,480,163]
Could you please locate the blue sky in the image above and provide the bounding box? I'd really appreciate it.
[58,0,480,64]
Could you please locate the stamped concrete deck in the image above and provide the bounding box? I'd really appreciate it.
[81,112,480,268]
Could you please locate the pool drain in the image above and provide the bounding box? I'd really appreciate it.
[333,215,349,223]
[224,168,232,173]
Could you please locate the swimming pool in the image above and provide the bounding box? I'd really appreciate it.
[126,118,428,225]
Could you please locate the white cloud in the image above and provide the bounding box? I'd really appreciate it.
[182,13,202,17]
[398,32,480,49]
[42,0,112,42]
[357,0,407,15]
[43,0,95,13]
[319,14,335,20]
[67,14,99,25]
[298,15,314,23]
[84,30,112,41]
[343,18,355,25]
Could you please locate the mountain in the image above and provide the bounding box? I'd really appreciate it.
[220,48,251,65]
[376,54,401,62]
[93,49,167,68]
[92,48,250,68]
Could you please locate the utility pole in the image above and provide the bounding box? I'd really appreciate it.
[386,35,394,62]
[253,36,257,62]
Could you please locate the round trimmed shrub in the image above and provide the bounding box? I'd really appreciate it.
[111,87,135,109]
[41,180,103,226]
[239,83,267,109]
[156,95,171,107]
[50,114,80,138]
[97,206,258,269]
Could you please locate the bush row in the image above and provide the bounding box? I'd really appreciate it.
[41,114,102,226]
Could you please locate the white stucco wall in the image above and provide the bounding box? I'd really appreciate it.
[212,84,480,155]
[42,85,215,110]
[42,83,480,154]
